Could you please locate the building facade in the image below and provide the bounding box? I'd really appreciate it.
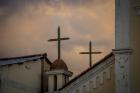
[114,0,140,93]
[58,53,115,93]
[0,53,51,93]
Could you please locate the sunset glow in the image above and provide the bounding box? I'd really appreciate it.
[0,0,115,78]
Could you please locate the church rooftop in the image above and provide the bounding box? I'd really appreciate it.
[0,53,52,66]
[59,52,114,90]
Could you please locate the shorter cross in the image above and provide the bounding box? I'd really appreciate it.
[80,41,102,67]
[48,26,70,60]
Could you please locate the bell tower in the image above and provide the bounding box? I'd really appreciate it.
[45,26,73,92]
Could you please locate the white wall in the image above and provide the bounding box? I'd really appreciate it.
[0,59,50,93]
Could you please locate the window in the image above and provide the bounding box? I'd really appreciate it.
[54,75,57,91]
[64,76,68,84]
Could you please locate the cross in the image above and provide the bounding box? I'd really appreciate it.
[48,26,70,60]
[80,41,102,67]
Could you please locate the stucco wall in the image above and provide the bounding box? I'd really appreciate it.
[92,64,115,93]
[130,0,140,93]
[0,59,50,93]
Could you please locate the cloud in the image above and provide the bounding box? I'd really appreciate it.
[0,0,115,78]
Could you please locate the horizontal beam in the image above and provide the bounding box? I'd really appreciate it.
[48,37,70,41]
[80,52,102,54]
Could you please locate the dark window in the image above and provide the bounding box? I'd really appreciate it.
[54,75,57,91]
[46,76,48,92]
[64,76,67,84]
[64,76,66,84]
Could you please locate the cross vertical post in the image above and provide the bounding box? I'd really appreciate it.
[48,26,70,60]
[58,27,61,60]
[89,41,92,67]
[80,41,102,67]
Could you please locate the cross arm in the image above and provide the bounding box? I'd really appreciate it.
[48,37,70,41]
[80,52,102,54]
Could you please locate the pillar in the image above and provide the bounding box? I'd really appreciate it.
[57,74,64,89]
[48,75,54,92]
[114,0,132,93]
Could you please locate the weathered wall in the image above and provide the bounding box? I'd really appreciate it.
[0,59,50,93]
[59,54,115,93]
[130,0,140,93]
[92,64,115,93]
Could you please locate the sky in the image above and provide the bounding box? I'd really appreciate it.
[0,0,115,78]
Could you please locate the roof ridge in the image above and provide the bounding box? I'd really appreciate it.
[0,53,47,60]
[0,53,52,66]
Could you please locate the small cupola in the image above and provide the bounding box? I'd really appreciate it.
[46,59,73,92]
[50,59,68,70]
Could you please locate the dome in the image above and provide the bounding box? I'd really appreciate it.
[50,59,68,70]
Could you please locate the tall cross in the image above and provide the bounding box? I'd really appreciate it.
[48,26,70,60]
[80,41,102,67]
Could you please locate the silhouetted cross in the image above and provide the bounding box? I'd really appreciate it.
[48,26,70,60]
[80,41,102,67]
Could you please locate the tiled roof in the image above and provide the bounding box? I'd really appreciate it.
[59,52,114,90]
[0,53,52,66]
